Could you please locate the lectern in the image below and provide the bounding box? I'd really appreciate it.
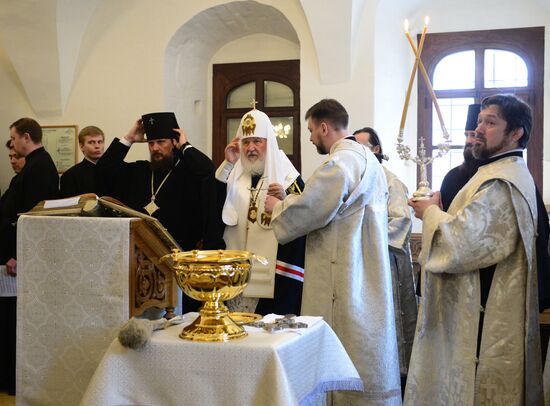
[16,208,178,405]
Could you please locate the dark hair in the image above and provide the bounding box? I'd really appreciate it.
[353,127,383,155]
[305,99,348,130]
[5,139,12,149]
[481,94,532,148]
[9,117,42,144]
[78,126,104,144]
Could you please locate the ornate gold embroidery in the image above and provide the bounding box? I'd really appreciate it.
[242,114,256,136]
[261,212,271,226]
[286,180,303,196]
[247,179,264,224]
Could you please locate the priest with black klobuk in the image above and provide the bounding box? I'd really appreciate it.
[97,112,225,311]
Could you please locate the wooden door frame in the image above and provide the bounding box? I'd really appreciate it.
[417,27,544,192]
[212,59,301,171]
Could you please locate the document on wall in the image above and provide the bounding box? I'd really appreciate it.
[0,265,16,297]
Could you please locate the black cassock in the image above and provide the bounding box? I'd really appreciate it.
[0,147,58,395]
[0,174,18,395]
[97,139,226,312]
[97,138,225,252]
[0,147,59,263]
[440,160,481,212]
[60,158,100,198]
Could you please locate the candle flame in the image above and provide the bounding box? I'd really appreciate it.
[424,16,430,25]
[404,19,409,32]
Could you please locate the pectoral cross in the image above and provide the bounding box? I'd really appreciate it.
[144,198,159,216]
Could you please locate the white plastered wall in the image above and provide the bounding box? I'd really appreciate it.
[0,0,549,211]
[373,0,550,231]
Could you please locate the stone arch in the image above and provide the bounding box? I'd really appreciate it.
[164,1,299,153]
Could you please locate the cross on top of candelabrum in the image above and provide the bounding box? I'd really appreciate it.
[397,16,451,200]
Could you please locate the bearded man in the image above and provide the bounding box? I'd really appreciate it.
[407,94,543,405]
[97,112,224,257]
[439,104,482,212]
[439,104,550,313]
[216,108,305,315]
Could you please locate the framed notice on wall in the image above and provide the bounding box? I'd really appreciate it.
[41,125,78,173]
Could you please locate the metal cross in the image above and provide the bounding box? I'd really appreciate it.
[245,314,308,332]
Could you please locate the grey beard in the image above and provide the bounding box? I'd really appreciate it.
[241,157,265,176]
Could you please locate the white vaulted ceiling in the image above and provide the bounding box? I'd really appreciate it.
[0,0,100,116]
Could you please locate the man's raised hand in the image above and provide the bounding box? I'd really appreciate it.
[123,119,146,144]
[225,136,240,164]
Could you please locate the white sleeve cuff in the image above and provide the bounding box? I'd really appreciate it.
[181,144,193,153]
[215,160,234,183]
[119,138,132,147]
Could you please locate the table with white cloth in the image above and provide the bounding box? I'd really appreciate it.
[16,216,132,406]
[81,313,363,406]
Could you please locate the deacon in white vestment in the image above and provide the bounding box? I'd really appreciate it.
[407,94,543,405]
[217,108,306,315]
[354,127,418,383]
[266,99,401,405]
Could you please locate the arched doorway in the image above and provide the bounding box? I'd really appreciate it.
[212,59,301,170]
[164,1,300,156]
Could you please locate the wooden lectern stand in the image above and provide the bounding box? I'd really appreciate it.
[129,219,177,318]
[23,194,179,319]
[16,196,181,405]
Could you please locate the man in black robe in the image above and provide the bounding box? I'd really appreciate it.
[0,118,59,274]
[60,125,105,197]
[97,113,224,311]
[0,141,26,217]
[440,104,482,212]
[440,102,550,314]
[0,118,59,396]
[0,140,25,397]
[97,113,223,251]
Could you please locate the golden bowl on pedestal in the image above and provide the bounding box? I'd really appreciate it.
[160,249,266,342]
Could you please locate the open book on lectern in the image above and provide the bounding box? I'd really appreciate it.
[23,193,181,252]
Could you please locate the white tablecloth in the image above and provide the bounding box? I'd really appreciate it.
[81,313,363,406]
[16,215,132,406]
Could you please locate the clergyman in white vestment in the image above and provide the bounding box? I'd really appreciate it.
[407,94,543,405]
[218,108,305,315]
[266,99,402,405]
[354,127,417,385]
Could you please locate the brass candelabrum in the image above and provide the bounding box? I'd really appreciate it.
[398,16,451,200]
[396,130,450,200]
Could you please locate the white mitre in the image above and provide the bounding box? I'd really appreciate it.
[222,109,299,226]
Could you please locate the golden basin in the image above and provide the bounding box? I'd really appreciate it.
[160,249,266,342]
